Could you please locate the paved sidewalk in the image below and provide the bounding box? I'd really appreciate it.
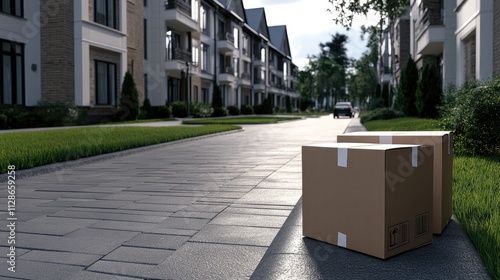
[251,117,492,280]
[0,115,352,279]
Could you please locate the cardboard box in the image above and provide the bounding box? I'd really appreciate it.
[302,143,433,259]
[337,131,453,234]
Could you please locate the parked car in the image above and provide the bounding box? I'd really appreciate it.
[333,102,354,118]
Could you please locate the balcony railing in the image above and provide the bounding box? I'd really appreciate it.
[241,72,251,80]
[415,8,443,39]
[220,66,234,75]
[165,0,191,17]
[166,47,192,63]
[218,32,234,44]
[254,77,265,84]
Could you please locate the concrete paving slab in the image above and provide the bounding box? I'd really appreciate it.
[27,216,101,227]
[89,220,156,232]
[0,260,83,279]
[190,225,280,247]
[170,211,219,219]
[124,233,190,250]
[1,221,80,236]
[118,202,186,213]
[158,217,210,230]
[67,270,139,280]
[136,196,198,205]
[64,228,139,242]
[210,212,287,228]
[19,250,102,266]
[236,188,302,206]
[103,246,174,265]
[48,210,167,223]
[156,242,268,280]
[86,260,159,279]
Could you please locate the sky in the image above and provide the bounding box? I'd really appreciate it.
[243,0,379,70]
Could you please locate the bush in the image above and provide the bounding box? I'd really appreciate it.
[212,84,227,117]
[360,108,405,124]
[300,99,313,112]
[149,106,171,119]
[440,78,500,155]
[416,63,442,119]
[0,114,7,129]
[286,96,292,113]
[254,96,273,115]
[117,71,140,121]
[140,98,152,119]
[171,101,188,118]
[33,102,87,127]
[0,105,30,128]
[396,55,418,116]
[190,102,213,118]
[240,104,253,115]
[227,106,239,116]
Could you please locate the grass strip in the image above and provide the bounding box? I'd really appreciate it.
[182,116,302,125]
[364,117,499,279]
[363,117,442,131]
[0,125,239,173]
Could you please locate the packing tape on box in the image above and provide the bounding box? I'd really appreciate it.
[380,135,393,144]
[412,147,418,167]
[338,232,347,248]
[447,133,451,155]
[338,148,348,168]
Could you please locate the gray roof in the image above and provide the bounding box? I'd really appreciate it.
[245,8,264,31]
[269,25,290,56]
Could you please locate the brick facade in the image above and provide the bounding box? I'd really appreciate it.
[40,0,75,104]
[126,0,144,104]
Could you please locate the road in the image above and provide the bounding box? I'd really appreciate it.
[0,115,352,279]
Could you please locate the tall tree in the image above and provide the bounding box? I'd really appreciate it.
[395,55,418,116]
[416,63,442,118]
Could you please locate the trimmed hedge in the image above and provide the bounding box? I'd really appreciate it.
[360,108,405,123]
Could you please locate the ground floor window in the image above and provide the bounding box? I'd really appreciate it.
[0,39,24,105]
[202,87,209,103]
[168,77,181,102]
[95,60,117,105]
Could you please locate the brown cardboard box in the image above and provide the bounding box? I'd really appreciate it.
[337,131,453,234]
[302,143,433,259]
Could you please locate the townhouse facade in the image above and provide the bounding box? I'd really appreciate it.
[386,0,500,90]
[1,0,297,120]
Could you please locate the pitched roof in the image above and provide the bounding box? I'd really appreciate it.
[269,25,291,57]
[245,8,269,39]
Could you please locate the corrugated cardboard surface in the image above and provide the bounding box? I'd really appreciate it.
[302,143,433,259]
[337,132,453,234]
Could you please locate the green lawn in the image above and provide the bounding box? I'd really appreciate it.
[364,117,499,279]
[182,116,303,125]
[363,117,442,131]
[0,125,239,173]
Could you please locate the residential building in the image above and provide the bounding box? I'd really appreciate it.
[1,0,297,121]
[390,0,500,89]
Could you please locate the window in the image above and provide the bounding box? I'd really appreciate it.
[192,46,199,66]
[260,68,265,82]
[94,0,117,29]
[202,87,208,103]
[233,27,239,49]
[193,85,198,102]
[0,0,23,17]
[261,47,265,63]
[233,57,239,77]
[144,19,147,59]
[242,34,249,55]
[201,43,208,71]
[95,60,117,105]
[168,78,181,102]
[192,0,198,22]
[200,5,207,32]
[283,62,288,80]
[1,39,24,105]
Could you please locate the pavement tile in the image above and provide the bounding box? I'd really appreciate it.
[0,221,80,236]
[210,212,288,228]
[72,200,130,209]
[103,246,174,264]
[190,225,280,247]
[170,211,219,219]
[89,220,156,232]
[118,202,186,212]
[136,196,198,205]
[158,217,210,230]
[67,270,139,280]
[27,216,101,227]
[196,197,238,204]
[48,210,166,223]
[223,206,292,217]
[19,250,102,266]
[86,260,159,279]
[236,188,301,206]
[0,259,84,280]
[179,203,228,213]
[14,233,123,255]
[156,242,267,280]
[124,233,189,250]
[142,227,198,236]
[64,228,139,242]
